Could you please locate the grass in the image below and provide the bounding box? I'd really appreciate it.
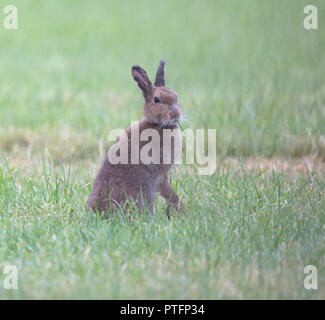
[0,0,324,299]
[1,160,324,299]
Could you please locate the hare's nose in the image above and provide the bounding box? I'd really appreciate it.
[169,104,180,119]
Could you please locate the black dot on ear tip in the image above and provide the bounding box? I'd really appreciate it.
[132,65,141,70]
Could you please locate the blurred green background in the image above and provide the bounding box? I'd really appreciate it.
[1,0,324,159]
[0,0,324,299]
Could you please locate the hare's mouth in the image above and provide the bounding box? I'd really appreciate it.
[146,115,182,129]
[174,119,183,129]
[172,115,183,125]
[168,115,183,126]
[155,118,182,130]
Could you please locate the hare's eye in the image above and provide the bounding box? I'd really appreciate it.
[153,96,160,104]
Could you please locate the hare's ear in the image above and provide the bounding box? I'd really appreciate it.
[154,60,165,87]
[132,65,152,99]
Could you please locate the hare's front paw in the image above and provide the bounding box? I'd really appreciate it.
[166,200,185,218]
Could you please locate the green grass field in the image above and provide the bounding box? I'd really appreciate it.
[0,0,324,299]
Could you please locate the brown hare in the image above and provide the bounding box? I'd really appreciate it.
[87,60,183,216]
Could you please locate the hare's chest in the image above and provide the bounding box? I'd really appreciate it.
[136,127,182,166]
[160,127,182,165]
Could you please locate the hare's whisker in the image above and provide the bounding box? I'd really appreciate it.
[176,120,183,130]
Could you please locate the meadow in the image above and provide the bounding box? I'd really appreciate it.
[0,0,324,299]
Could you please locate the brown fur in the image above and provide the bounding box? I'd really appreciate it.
[87,60,183,216]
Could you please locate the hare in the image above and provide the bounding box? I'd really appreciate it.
[87,60,183,216]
